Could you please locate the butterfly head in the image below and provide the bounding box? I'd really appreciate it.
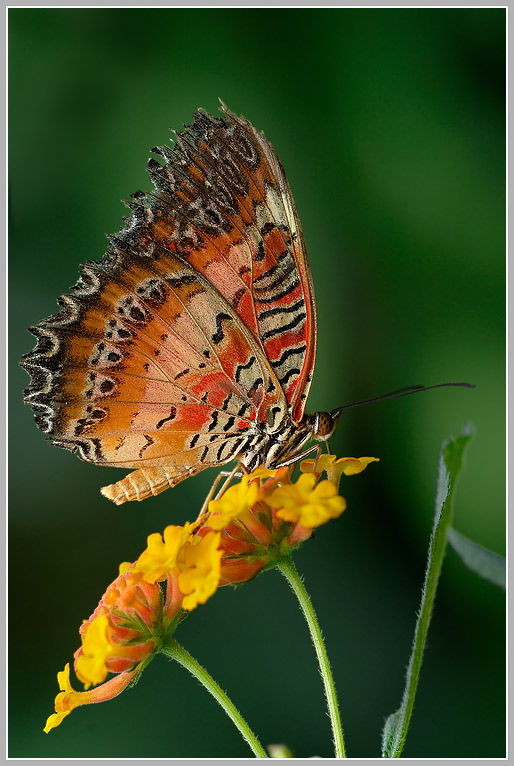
[304,411,340,442]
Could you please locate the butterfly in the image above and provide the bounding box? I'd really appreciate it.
[20,103,339,504]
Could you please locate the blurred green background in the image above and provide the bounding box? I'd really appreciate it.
[9,7,505,759]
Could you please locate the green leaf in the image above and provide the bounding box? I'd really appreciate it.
[381,424,474,758]
[447,526,505,589]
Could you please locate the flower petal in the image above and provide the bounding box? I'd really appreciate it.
[178,532,222,610]
[44,663,137,733]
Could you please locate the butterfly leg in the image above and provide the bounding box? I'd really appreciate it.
[196,463,244,520]
[311,443,323,472]
[214,462,246,499]
[275,443,321,470]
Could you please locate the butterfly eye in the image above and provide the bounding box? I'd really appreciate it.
[313,412,337,440]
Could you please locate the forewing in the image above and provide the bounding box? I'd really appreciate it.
[129,104,316,422]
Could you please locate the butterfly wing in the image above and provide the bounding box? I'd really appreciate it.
[22,245,286,501]
[141,103,317,422]
[21,105,317,502]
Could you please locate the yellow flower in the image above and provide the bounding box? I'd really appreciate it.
[132,523,222,611]
[332,456,379,475]
[268,473,346,528]
[208,476,259,530]
[179,531,222,610]
[44,665,76,733]
[132,523,196,583]
[75,614,117,689]
[301,454,379,487]
[44,663,136,733]
[248,467,281,480]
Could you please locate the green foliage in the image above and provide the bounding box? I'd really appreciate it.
[381,426,473,758]
[447,527,505,589]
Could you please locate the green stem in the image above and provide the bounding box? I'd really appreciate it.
[277,555,346,758]
[160,638,267,758]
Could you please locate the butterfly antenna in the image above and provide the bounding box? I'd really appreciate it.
[330,382,475,416]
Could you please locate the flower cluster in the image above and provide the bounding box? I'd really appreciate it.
[45,454,378,732]
[44,563,177,732]
[202,460,356,585]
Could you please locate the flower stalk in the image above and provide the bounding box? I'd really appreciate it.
[277,555,346,758]
[160,638,267,758]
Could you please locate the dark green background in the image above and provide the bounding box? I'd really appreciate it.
[9,7,505,759]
